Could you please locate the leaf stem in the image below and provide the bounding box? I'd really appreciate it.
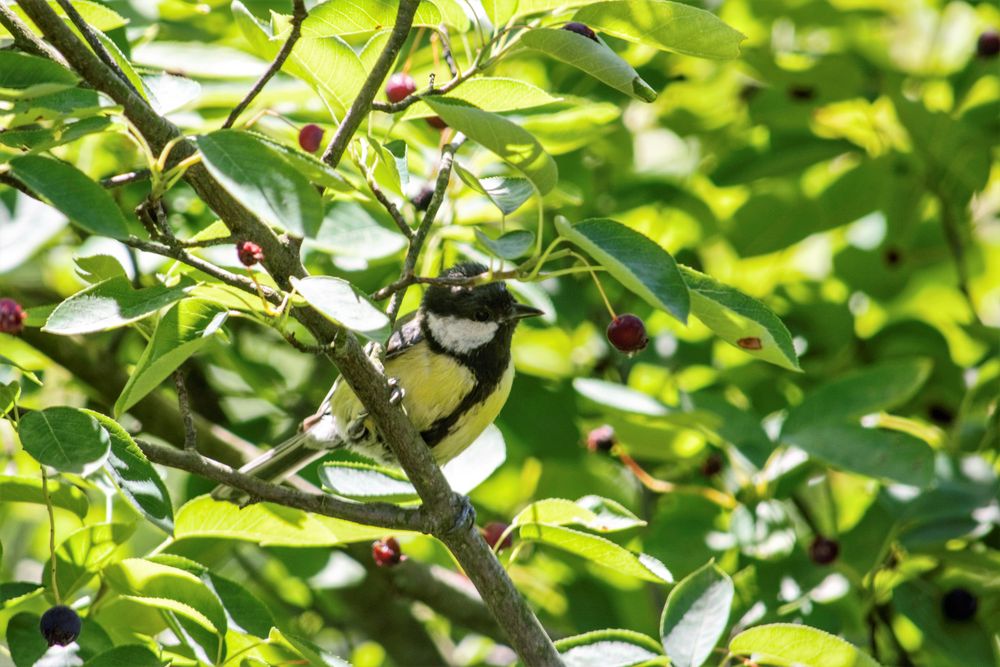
[41,466,60,604]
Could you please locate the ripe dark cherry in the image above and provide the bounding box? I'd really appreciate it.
[0,298,27,335]
[39,605,82,647]
[411,185,434,211]
[977,30,999,58]
[808,536,840,565]
[386,73,416,103]
[236,241,264,267]
[586,425,616,453]
[562,21,599,43]
[700,452,723,477]
[426,116,448,130]
[482,522,513,551]
[941,587,978,621]
[372,537,403,567]
[606,314,648,353]
[298,123,324,153]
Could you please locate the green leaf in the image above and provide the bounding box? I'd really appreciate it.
[0,582,44,608]
[518,523,672,582]
[401,77,560,119]
[292,275,390,339]
[45,523,136,598]
[423,97,559,195]
[680,266,800,371]
[86,411,174,533]
[475,175,536,216]
[51,0,128,31]
[784,425,935,488]
[573,377,672,416]
[521,101,621,155]
[556,217,689,323]
[782,359,932,435]
[83,645,162,666]
[0,475,89,518]
[251,132,350,191]
[103,558,228,635]
[114,299,228,418]
[0,52,78,99]
[520,28,657,102]
[9,155,130,239]
[574,0,746,59]
[196,130,323,236]
[322,424,506,498]
[555,629,665,667]
[75,254,127,284]
[481,0,517,26]
[270,628,353,667]
[513,496,645,532]
[660,561,734,667]
[0,381,20,416]
[476,229,535,259]
[311,202,407,261]
[729,623,880,667]
[18,407,110,473]
[303,0,442,36]
[174,496,388,546]
[43,276,193,335]
[6,612,48,667]
[287,36,367,121]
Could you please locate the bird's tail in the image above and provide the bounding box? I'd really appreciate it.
[210,431,335,503]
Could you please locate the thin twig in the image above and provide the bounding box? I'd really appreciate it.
[321,0,421,167]
[173,369,198,451]
[101,169,151,188]
[355,154,413,239]
[53,0,139,95]
[135,438,427,532]
[0,2,66,63]
[223,0,307,129]
[436,27,459,78]
[386,135,464,322]
[0,173,36,199]
[41,466,60,604]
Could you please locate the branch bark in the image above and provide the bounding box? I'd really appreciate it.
[16,2,562,663]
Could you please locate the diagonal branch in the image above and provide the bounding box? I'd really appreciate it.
[223,0,308,129]
[0,0,65,63]
[320,0,420,168]
[53,0,139,96]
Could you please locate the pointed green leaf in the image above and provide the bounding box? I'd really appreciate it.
[45,523,136,598]
[292,275,390,339]
[476,229,535,259]
[423,97,559,195]
[660,561,734,667]
[311,202,407,261]
[556,217,689,323]
[303,0,442,36]
[87,412,174,533]
[555,629,664,667]
[681,266,800,371]
[114,299,228,417]
[43,276,193,335]
[196,130,324,236]
[518,523,672,582]
[0,52,78,99]
[9,155,130,239]
[782,359,932,435]
[287,36,367,121]
[18,407,110,474]
[401,77,560,119]
[513,496,644,532]
[574,0,746,59]
[729,623,880,667]
[521,28,657,102]
[83,645,162,666]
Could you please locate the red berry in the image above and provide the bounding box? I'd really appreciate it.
[298,123,324,153]
[386,73,416,103]
[808,536,840,565]
[236,241,264,267]
[39,605,81,647]
[0,298,27,335]
[563,21,599,43]
[586,424,616,453]
[426,116,448,130]
[482,522,513,551]
[977,30,999,58]
[941,587,978,621]
[606,314,648,353]
[372,537,402,567]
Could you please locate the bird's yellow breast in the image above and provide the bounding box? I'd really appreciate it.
[328,340,511,463]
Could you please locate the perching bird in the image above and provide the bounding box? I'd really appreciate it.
[212,262,543,502]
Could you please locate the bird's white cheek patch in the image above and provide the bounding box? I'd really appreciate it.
[426,312,498,354]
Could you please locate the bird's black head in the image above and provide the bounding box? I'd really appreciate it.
[420,262,543,357]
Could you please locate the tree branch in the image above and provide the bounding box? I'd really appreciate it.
[52,0,139,95]
[222,0,307,129]
[101,169,151,188]
[0,1,66,63]
[136,438,426,533]
[321,0,420,167]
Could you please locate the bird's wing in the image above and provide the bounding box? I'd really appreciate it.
[386,312,423,359]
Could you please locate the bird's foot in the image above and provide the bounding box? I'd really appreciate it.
[387,377,405,406]
[442,493,476,537]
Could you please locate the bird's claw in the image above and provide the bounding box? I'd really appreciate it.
[387,377,405,406]
[445,493,476,537]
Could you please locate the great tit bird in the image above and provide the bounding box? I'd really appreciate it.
[213,262,543,502]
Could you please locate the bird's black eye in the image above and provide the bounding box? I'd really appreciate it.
[474,309,491,322]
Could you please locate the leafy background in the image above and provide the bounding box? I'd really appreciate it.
[1,0,998,665]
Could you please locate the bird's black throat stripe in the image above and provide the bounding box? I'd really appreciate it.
[419,319,515,447]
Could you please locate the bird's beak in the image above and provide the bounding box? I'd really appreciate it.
[509,302,545,321]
